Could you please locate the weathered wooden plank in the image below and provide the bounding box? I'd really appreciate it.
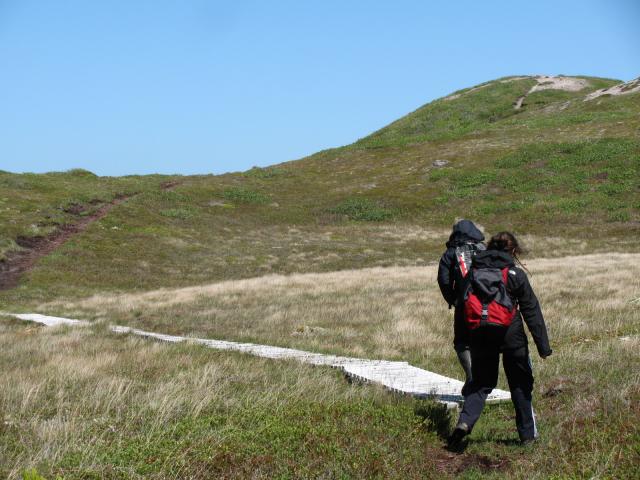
[7,313,88,327]
[5,313,511,404]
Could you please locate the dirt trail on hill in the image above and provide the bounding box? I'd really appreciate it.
[0,194,134,290]
[0,181,180,290]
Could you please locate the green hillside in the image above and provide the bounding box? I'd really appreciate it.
[1,75,639,306]
[1,74,640,479]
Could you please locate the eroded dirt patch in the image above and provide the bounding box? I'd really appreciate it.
[584,77,640,101]
[160,180,181,191]
[0,179,183,290]
[434,448,511,476]
[0,195,134,290]
[514,75,591,109]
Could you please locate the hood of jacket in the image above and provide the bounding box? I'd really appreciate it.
[472,250,514,270]
[446,219,485,248]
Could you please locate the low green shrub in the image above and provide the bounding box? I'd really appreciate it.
[330,198,395,221]
[428,168,452,181]
[22,469,47,480]
[0,238,21,262]
[223,187,269,204]
[159,208,195,220]
[607,210,630,222]
[243,166,287,179]
[66,168,97,177]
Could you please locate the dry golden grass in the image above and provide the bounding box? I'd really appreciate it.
[41,265,450,364]
[3,252,639,478]
[40,253,640,371]
[1,320,389,479]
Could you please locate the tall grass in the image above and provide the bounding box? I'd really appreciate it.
[2,253,637,478]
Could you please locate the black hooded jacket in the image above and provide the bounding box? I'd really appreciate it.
[471,250,552,357]
[437,220,485,307]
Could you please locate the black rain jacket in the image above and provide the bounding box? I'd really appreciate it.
[471,250,553,358]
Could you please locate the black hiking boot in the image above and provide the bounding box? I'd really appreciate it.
[447,422,469,448]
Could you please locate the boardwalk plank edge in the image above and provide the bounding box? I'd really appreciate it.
[3,313,511,407]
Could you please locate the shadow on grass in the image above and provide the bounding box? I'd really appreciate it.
[472,437,524,447]
[413,400,455,441]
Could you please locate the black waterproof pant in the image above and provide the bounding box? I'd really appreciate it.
[457,326,537,441]
[453,303,470,350]
[453,306,473,394]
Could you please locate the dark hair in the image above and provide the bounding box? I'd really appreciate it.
[488,231,528,271]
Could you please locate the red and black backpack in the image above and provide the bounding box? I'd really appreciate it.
[464,267,517,329]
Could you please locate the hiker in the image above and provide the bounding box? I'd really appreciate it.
[437,219,486,391]
[448,232,552,447]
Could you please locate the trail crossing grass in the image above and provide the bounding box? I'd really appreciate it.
[5,313,511,406]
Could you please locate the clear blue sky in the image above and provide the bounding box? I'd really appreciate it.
[1,0,638,176]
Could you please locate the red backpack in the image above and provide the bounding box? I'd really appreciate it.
[464,267,517,330]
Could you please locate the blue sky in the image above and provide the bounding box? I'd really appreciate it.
[1,0,638,176]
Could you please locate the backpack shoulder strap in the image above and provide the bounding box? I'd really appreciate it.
[499,267,517,310]
[501,267,509,285]
[455,245,475,278]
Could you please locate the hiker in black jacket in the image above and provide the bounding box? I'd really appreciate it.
[437,220,485,390]
[448,232,552,447]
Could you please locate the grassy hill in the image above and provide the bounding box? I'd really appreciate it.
[1,74,639,479]
[1,74,638,306]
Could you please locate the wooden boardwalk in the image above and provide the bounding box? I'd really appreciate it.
[6,313,511,406]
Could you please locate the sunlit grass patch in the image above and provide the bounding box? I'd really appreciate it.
[330,198,397,222]
[159,208,196,220]
[223,187,269,204]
